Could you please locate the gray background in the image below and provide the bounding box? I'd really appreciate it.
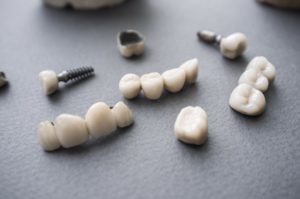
[0,0,299,198]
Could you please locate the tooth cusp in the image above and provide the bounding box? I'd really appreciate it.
[174,106,208,145]
[220,32,247,59]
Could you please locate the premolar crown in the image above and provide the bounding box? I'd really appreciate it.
[197,30,247,59]
[39,66,94,95]
[119,73,141,99]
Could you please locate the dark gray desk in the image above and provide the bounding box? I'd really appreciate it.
[0,0,299,198]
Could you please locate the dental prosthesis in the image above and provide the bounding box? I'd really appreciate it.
[229,84,266,116]
[43,0,125,10]
[117,30,145,58]
[38,101,133,151]
[39,66,94,95]
[119,58,199,100]
[174,106,208,145]
[198,30,247,59]
[229,56,276,116]
[238,56,276,92]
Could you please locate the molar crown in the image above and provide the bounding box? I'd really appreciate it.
[239,56,276,92]
[229,84,266,116]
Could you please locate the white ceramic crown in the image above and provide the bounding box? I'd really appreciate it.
[85,102,117,138]
[119,73,141,99]
[174,106,208,145]
[229,84,266,116]
[220,33,247,59]
[239,56,276,92]
[39,70,59,95]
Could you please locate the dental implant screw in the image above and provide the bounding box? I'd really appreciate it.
[57,66,94,82]
[0,71,8,88]
[197,30,222,45]
[39,66,95,95]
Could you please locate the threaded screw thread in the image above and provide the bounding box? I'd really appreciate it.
[58,66,94,82]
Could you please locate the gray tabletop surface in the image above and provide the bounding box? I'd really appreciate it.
[0,0,300,198]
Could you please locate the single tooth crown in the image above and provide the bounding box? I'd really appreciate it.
[239,56,276,92]
[220,32,247,59]
[0,71,8,88]
[162,68,186,93]
[119,73,141,99]
[239,68,269,92]
[140,72,164,100]
[85,102,117,138]
[117,30,145,58]
[174,106,208,145]
[179,58,199,84]
[39,70,59,95]
[54,114,89,148]
[229,84,266,116]
[246,56,276,82]
[111,101,134,128]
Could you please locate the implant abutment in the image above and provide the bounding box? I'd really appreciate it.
[197,30,222,45]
